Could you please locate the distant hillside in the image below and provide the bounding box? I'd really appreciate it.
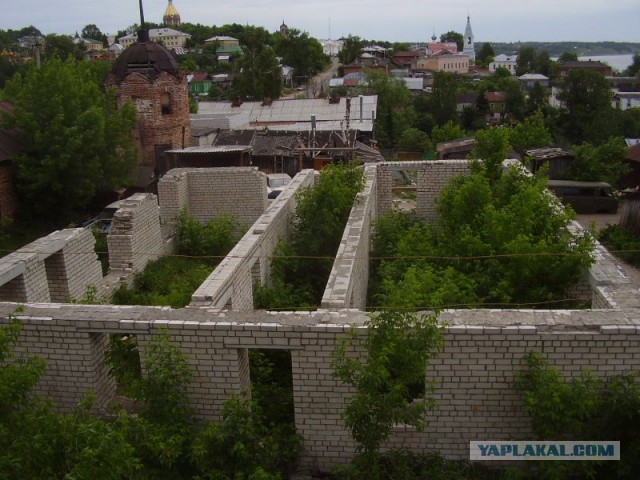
[476,41,640,57]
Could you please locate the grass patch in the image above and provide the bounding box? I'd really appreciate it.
[112,256,213,308]
[599,224,640,267]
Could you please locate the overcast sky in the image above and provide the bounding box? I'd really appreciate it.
[3,0,640,43]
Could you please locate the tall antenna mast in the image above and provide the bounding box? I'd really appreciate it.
[138,0,149,42]
[328,17,331,40]
[139,0,145,27]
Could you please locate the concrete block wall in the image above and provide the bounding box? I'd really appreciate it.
[417,160,471,221]
[158,169,190,227]
[108,193,166,274]
[3,305,640,472]
[322,165,378,309]
[10,312,116,412]
[158,167,268,231]
[189,170,316,309]
[0,229,103,303]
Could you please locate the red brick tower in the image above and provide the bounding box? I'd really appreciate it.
[106,31,190,189]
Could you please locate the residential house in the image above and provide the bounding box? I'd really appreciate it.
[391,50,423,68]
[204,36,240,48]
[621,141,640,189]
[118,28,191,50]
[363,45,388,59]
[319,39,343,57]
[519,73,550,91]
[73,37,104,52]
[188,72,213,95]
[613,92,640,111]
[413,54,469,74]
[456,93,477,113]
[485,91,507,121]
[426,41,458,56]
[489,54,517,74]
[559,60,612,77]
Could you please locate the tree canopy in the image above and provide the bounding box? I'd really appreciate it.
[440,31,463,52]
[1,59,137,225]
[273,28,329,82]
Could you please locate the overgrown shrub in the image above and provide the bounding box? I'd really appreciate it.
[332,311,444,478]
[513,352,640,479]
[369,163,594,310]
[599,224,640,267]
[112,212,244,308]
[255,163,364,310]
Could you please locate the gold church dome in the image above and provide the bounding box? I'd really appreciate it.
[163,0,181,25]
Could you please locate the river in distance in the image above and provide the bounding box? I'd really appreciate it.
[576,54,635,73]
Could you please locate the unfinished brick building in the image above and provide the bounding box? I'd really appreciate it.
[2,162,640,472]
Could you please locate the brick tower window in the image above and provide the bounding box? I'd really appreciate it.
[161,92,172,115]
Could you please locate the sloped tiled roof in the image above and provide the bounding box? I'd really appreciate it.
[626,144,640,164]
[485,91,507,102]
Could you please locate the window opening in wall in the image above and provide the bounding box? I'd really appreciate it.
[105,334,142,403]
[161,92,172,115]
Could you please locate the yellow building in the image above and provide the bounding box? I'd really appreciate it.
[204,36,240,48]
[413,54,470,74]
[118,28,191,49]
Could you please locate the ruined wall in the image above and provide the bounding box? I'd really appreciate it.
[0,229,102,303]
[3,304,640,471]
[321,164,378,309]
[107,193,167,274]
[417,160,471,221]
[189,170,316,310]
[158,167,268,230]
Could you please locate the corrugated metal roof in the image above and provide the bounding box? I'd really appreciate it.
[166,146,251,154]
[197,96,378,129]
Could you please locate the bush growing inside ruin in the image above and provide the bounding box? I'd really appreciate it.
[513,352,640,479]
[369,130,595,310]
[332,311,444,478]
[1,321,302,478]
[599,224,640,267]
[255,163,364,310]
[112,212,243,308]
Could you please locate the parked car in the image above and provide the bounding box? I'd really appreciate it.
[547,180,618,214]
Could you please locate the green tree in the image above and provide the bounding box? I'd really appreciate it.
[81,23,107,45]
[509,110,552,157]
[0,320,138,479]
[623,53,640,77]
[255,163,364,309]
[332,311,444,477]
[526,81,549,114]
[470,126,511,182]
[439,31,463,52]
[516,46,537,75]
[338,35,363,65]
[476,42,495,67]
[559,51,578,63]
[503,77,526,120]
[233,38,282,100]
[273,28,329,81]
[564,137,629,186]
[430,120,466,144]
[43,33,84,61]
[397,127,432,152]
[558,69,614,144]
[1,59,137,225]
[429,71,458,127]
[364,69,416,148]
[514,352,640,479]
